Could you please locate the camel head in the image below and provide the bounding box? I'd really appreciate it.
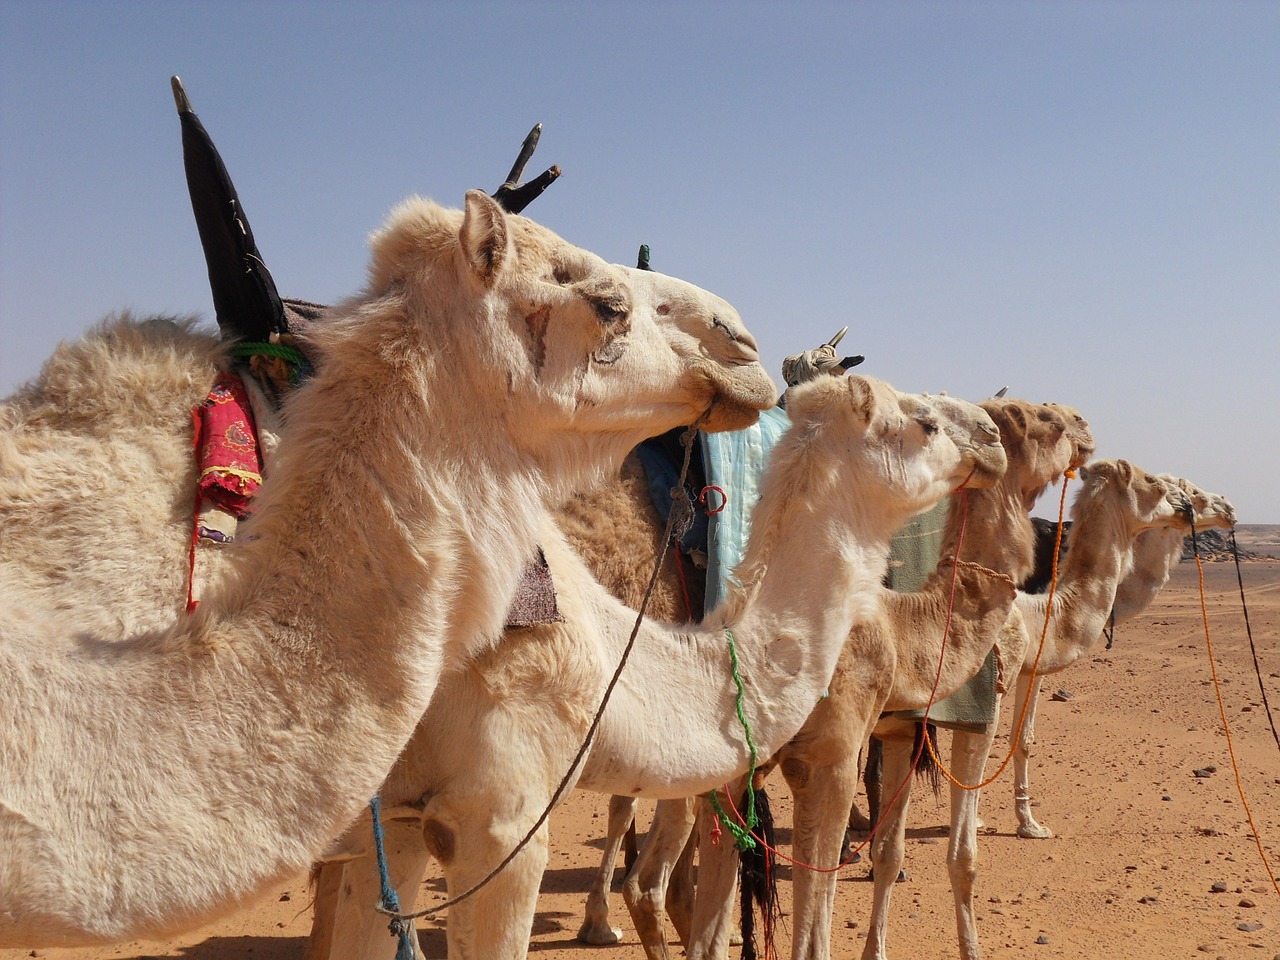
[1160,475,1236,531]
[1044,402,1095,470]
[1072,460,1188,535]
[356,191,775,484]
[979,398,1086,510]
[783,375,1004,518]
[923,394,1007,490]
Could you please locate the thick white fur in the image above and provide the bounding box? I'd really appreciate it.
[0,190,777,947]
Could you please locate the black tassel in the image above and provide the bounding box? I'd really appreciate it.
[738,786,781,960]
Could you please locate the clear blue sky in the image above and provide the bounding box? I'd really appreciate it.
[3,2,1277,522]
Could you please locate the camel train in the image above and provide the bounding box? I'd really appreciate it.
[0,80,1236,960]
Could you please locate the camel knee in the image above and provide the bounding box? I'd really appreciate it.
[421,818,455,865]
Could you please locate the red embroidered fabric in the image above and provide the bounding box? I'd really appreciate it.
[194,371,262,518]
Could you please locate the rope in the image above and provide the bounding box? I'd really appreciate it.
[374,410,713,925]
[228,340,309,365]
[706,628,761,851]
[925,471,1074,791]
[1188,521,1279,898]
[368,796,420,960]
[1229,528,1280,758]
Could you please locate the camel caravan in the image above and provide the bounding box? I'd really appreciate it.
[0,80,1236,960]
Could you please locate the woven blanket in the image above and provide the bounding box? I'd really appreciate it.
[884,498,997,730]
[700,406,793,614]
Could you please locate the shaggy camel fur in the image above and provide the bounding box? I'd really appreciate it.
[1008,476,1235,840]
[298,374,1009,960]
[585,395,1094,960]
[0,191,778,947]
[867,461,1192,960]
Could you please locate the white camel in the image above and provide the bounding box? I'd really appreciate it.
[865,460,1196,960]
[299,373,1009,960]
[1009,475,1235,840]
[0,190,777,947]
[580,394,1095,960]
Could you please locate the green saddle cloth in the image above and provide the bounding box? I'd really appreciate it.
[883,498,997,731]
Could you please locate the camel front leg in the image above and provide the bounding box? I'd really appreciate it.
[862,728,916,960]
[947,725,1000,960]
[1011,672,1053,838]
[303,814,432,960]
[686,792,744,960]
[428,801,551,960]
[785,749,863,960]
[578,794,638,945]
[621,796,697,960]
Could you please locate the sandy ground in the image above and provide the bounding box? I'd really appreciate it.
[8,561,1279,960]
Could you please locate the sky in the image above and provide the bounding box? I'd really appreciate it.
[2,1,1277,522]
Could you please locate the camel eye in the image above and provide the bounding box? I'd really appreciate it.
[917,417,938,436]
[592,298,628,325]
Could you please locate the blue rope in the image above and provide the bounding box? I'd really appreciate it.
[369,795,419,960]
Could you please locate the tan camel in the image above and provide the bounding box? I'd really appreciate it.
[1008,475,1235,840]
[577,395,1093,959]
[605,395,1094,960]
[0,191,777,947]
[299,373,1009,960]
[866,461,1195,960]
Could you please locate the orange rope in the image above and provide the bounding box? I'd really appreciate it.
[1192,548,1279,897]
[925,471,1074,790]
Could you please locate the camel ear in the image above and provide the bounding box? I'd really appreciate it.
[1114,459,1134,485]
[844,375,877,424]
[460,189,512,287]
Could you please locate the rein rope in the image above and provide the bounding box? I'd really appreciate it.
[1188,518,1279,898]
[1228,529,1280,759]
[371,411,712,928]
[924,470,1075,791]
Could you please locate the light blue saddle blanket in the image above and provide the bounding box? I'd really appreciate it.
[700,409,997,730]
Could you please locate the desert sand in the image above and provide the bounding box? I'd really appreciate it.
[8,559,1278,960]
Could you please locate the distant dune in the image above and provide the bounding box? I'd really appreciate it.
[1229,523,1280,557]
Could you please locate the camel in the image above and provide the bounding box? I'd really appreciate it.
[298,373,1009,960]
[0,191,778,947]
[577,395,1095,960]
[865,461,1195,960]
[1008,475,1235,841]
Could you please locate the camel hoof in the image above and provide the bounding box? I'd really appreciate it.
[576,923,623,945]
[1016,822,1054,840]
[730,931,744,946]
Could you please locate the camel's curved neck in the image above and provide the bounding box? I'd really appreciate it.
[1111,527,1184,625]
[577,453,929,799]
[0,344,548,946]
[1019,487,1137,674]
[943,482,1039,582]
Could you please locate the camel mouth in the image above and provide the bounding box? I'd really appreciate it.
[694,359,777,433]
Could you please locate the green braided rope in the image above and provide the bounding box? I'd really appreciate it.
[229,341,308,365]
[229,341,313,385]
[707,627,759,851]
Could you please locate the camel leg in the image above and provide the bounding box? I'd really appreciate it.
[621,796,697,960]
[666,816,698,947]
[947,726,999,960]
[686,792,744,960]
[862,727,915,960]
[1011,672,1053,838]
[578,794,638,944]
[303,815,432,960]
[785,748,863,960]
[430,800,551,960]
